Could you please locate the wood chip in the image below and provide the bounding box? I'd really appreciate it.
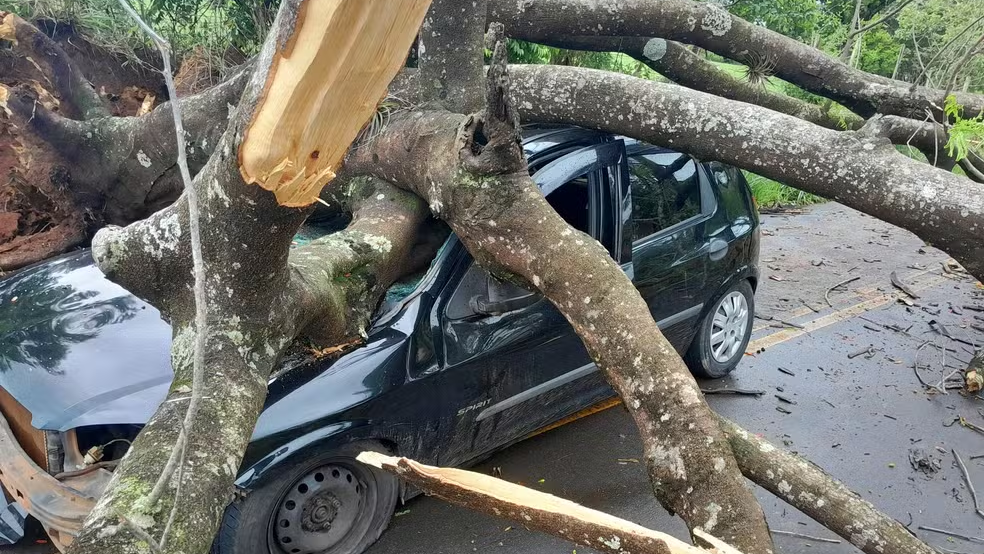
[890,271,920,299]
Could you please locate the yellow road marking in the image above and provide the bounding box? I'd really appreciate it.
[747,271,947,352]
[751,264,945,332]
[527,266,953,436]
[525,397,623,439]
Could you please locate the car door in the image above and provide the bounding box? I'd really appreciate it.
[625,145,717,350]
[434,142,626,466]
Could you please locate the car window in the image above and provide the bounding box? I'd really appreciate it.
[445,172,594,320]
[628,152,702,242]
[707,161,751,220]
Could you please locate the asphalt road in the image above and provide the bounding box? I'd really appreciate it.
[6,203,984,554]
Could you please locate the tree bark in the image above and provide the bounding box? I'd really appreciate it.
[487,0,984,119]
[418,0,488,113]
[719,418,937,554]
[533,35,860,131]
[67,2,430,553]
[347,85,774,554]
[506,64,984,282]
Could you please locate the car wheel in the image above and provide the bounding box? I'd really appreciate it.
[214,442,399,554]
[685,280,754,379]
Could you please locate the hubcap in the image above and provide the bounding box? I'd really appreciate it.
[709,291,749,363]
[274,464,367,554]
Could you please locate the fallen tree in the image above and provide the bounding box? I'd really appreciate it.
[0,0,978,554]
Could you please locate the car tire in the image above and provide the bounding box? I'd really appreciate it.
[685,280,754,379]
[213,441,399,554]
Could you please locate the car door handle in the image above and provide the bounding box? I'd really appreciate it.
[708,239,729,261]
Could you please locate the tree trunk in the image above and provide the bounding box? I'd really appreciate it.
[67,2,431,553]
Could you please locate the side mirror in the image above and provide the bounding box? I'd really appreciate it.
[469,293,538,316]
[468,275,539,315]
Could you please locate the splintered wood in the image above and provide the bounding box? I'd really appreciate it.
[357,452,742,554]
[239,0,431,207]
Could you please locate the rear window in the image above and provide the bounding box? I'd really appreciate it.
[627,152,702,242]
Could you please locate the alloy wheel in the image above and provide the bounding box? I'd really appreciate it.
[709,291,750,363]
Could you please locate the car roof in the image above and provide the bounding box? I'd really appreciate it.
[521,124,682,161]
[521,125,608,158]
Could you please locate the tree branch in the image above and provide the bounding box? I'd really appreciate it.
[719,418,938,554]
[912,14,984,87]
[71,2,431,553]
[358,452,742,554]
[505,64,984,282]
[531,35,861,130]
[849,0,916,39]
[0,12,110,119]
[487,0,984,119]
[418,0,488,113]
[114,0,206,529]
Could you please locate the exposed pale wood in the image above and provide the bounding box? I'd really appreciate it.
[239,0,431,207]
[357,452,741,554]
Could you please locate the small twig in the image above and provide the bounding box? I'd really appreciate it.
[777,367,796,376]
[159,436,188,550]
[913,15,984,87]
[700,388,765,396]
[771,529,841,544]
[848,345,876,359]
[825,276,861,307]
[120,517,163,553]
[116,0,208,547]
[918,525,984,544]
[959,416,984,436]
[755,313,804,329]
[775,394,797,404]
[942,32,984,109]
[953,449,984,520]
[913,341,937,390]
[847,0,915,38]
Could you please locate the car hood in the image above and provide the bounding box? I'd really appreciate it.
[0,251,172,431]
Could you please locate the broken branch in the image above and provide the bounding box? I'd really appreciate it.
[771,530,841,544]
[952,449,984,520]
[356,452,740,554]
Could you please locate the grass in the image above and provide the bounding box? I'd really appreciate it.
[744,172,826,208]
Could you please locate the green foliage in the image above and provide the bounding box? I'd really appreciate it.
[0,0,277,63]
[857,27,902,77]
[744,173,826,207]
[727,0,837,42]
[504,39,646,76]
[896,0,984,90]
[944,96,984,161]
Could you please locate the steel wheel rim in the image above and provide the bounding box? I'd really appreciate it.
[271,462,374,554]
[709,291,749,364]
